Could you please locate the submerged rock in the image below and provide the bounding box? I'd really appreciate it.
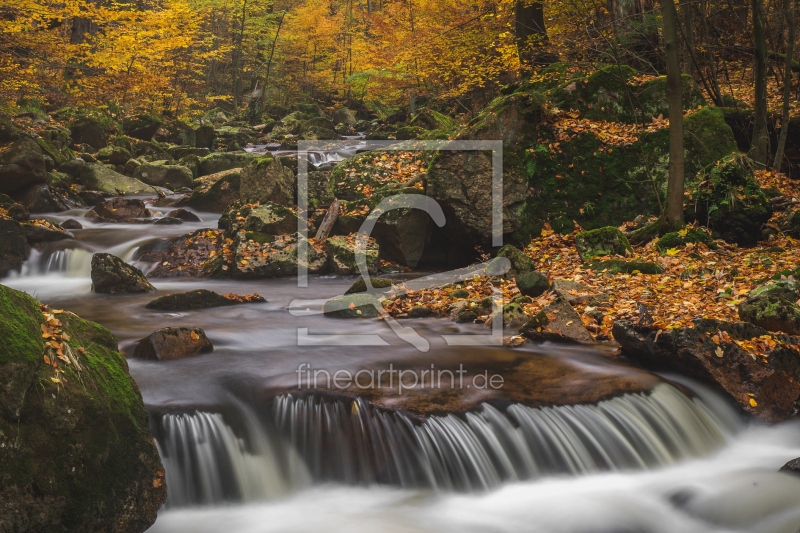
[613,318,800,422]
[133,327,213,360]
[91,253,155,293]
[345,277,397,295]
[0,284,166,531]
[521,297,595,344]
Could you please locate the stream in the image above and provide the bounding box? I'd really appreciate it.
[4,170,800,531]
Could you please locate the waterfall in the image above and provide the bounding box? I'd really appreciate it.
[155,409,310,507]
[273,383,737,491]
[153,383,738,507]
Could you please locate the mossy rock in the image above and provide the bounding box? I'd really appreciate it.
[575,226,633,261]
[345,278,397,295]
[145,289,237,311]
[489,303,530,328]
[656,228,717,250]
[197,152,260,177]
[325,235,380,276]
[739,294,800,335]
[516,271,550,297]
[451,289,470,299]
[188,172,241,213]
[323,293,381,318]
[0,284,166,531]
[750,280,800,302]
[489,244,534,277]
[409,109,455,131]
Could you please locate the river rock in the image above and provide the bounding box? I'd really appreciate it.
[220,202,298,234]
[0,284,167,531]
[345,278,397,294]
[21,220,73,244]
[520,296,595,343]
[0,138,47,195]
[133,327,213,360]
[166,208,200,222]
[551,279,592,304]
[575,226,633,261]
[133,161,194,190]
[61,219,83,229]
[780,458,800,475]
[197,152,259,177]
[325,234,380,276]
[613,318,800,423]
[738,294,800,335]
[230,232,329,279]
[94,197,149,221]
[10,183,79,213]
[239,157,295,206]
[154,194,191,209]
[487,303,530,328]
[91,253,155,293]
[69,116,108,150]
[122,113,162,141]
[188,171,241,212]
[0,218,30,278]
[323,293,381,318]
[79,162,155,195]
[146,289,239,311]
[749,280,800,302]
[7,203,29,221]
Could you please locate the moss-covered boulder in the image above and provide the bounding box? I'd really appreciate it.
[0,138,47,195]
[516,271,550,297]
[132,161,193,190]
[488,303,529,328]
[91,253,155,293]
[68,116,108,150]
[656,228,717,250]
[221,201,299,235]
[79,162,154,195]
[323,293,381,318]
[686,154,772,246]
[197,152,260,177]
[189,170,241,213]
[36,137,75,167]
[239,157,295,207]
[458,92,544,151]
[575,226,633,261]
[325,234,380,276]
[410,108,455,132]
[490,244,534,277]
[0,284,166,531]
[122,113,162,140]
[345,277,397,294]
[750,280,800,302]
[332,108,358,126]
[739,294,800,335]
[231,232,328,279]
[590,259,664,275]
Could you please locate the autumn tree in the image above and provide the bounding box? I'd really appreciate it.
[662,0,685,228]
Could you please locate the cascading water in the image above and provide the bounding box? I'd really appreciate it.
[273,383,737,491]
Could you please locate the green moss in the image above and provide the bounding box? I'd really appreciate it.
[656,228,717,250]
[591,259,664,274]
[451,289,470,299]
[244,231,275,244]
[575,226,633,261]
[0,285,43,365]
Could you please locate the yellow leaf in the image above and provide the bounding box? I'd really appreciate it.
[666,248,680,256]
[749,398,758,407]
[190,331,199,341]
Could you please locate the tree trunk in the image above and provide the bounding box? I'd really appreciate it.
[681,0,695,76]
[700,0,723,104]
[774,0,796,169]
[750,0,770,165]
[515,0,549,72]
[232,0,249,114]
[662,0,686,228]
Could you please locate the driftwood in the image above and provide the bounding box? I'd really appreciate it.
[770,196,799,210]
[315,199,340,242]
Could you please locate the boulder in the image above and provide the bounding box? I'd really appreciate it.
[145,289,247,311]
[301,117,336,133]
[94,198,149,221]
[520,296,595,343]
[307,170,335,209]
[10,184,79,213]
[686,155,772,246]
[655,228,717,250]
[91,253,155,293]
[409,108,455,132]
[516,271,550,297]
[61,219,82,230]
[780,458,800,475]
[550,279,591,304]
[575,226,633,261]
[166,208,200,222]
[122,114,162,141]
[177,154,200,179]
[133,327,212,360]
[153,194,190,209]
[133,162,193,190]
[36,137,75,167]
[79,162,155,195]
[323,293,381,318]
[0,218,30,278]
[68,117,108,150]
[488,244,534,277]
[221,202,298,234]
[20,221,73,244]
[197,152,259,177]
[613,318,800,423]
[332,108,357,126]
[0,138,47,194]
[239,158,295,207]
[738,294,800,335]
[325,234,380,276]
[57,158,85,180]
[230,232,329,279]
[345,278,397,295]
[188,171,241,212]
[0,284,166,531]
[427,147,528,246]
[145,229,225,278]
[195,125,216,149]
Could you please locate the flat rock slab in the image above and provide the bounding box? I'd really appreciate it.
[521,296,595,344]
[133,327,213,360]
[145,289,264,311]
